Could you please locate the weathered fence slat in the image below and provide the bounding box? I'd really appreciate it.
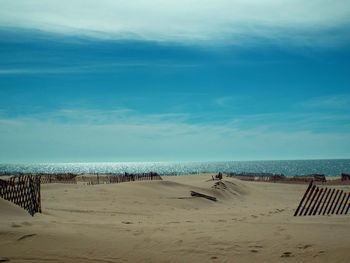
[304,187,319,216]
[300,185,316,216]
[323,188,335,215]
[332,190,343,214]
[345,202,350,215]
[336,193,347,214]
[309,188,322,215]
[340,193,350,214]
[313,188,326,215]
[319,188,331,215]
[327,189,340,215]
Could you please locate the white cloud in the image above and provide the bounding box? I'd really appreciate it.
[0,0,349,46]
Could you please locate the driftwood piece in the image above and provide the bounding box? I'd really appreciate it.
[190,191,217,202]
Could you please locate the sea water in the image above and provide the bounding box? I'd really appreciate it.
[0,159,349,176]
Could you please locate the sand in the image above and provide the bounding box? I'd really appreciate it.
[1,174,350,262]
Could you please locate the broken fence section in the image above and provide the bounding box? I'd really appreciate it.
[294,180,350,216]
[0,175,41,216]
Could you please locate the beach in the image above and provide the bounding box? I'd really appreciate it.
[1,174,350,263]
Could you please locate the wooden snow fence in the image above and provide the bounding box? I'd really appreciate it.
[0,175,41,216]
[84,172,162,185]
[102,172,161,185]
[226,172,286,182]
[227,172,330,184]
[40,174,77,184]
[294,180,350,216]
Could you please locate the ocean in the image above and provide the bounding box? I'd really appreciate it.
[0,159,349,176]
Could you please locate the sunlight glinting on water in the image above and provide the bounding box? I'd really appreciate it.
[1,159,349,176]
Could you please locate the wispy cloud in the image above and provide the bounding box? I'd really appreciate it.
[0,68,76,75]
[298,95,350,110]
[0,60,197,75]
[0,0,349,46]
[214,97,234,108]
[2,105,349,133]
[0,107,349,162]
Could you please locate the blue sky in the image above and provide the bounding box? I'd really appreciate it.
[0,0,350,163]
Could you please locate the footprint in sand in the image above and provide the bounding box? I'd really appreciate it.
[297,244,312,250]
[281,251,294,258]
[174,240,183,245]
[121,221,134,224]
[249,244,263,253]
[268,208,286,215]
[285,234,292,241]
[312,251,325,258]
[249,245,263,249]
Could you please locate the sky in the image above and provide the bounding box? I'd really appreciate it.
[0,0,350,163]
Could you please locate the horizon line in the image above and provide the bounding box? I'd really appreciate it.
[1,158,350,165]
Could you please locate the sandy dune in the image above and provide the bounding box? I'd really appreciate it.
[1,174,350,262]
